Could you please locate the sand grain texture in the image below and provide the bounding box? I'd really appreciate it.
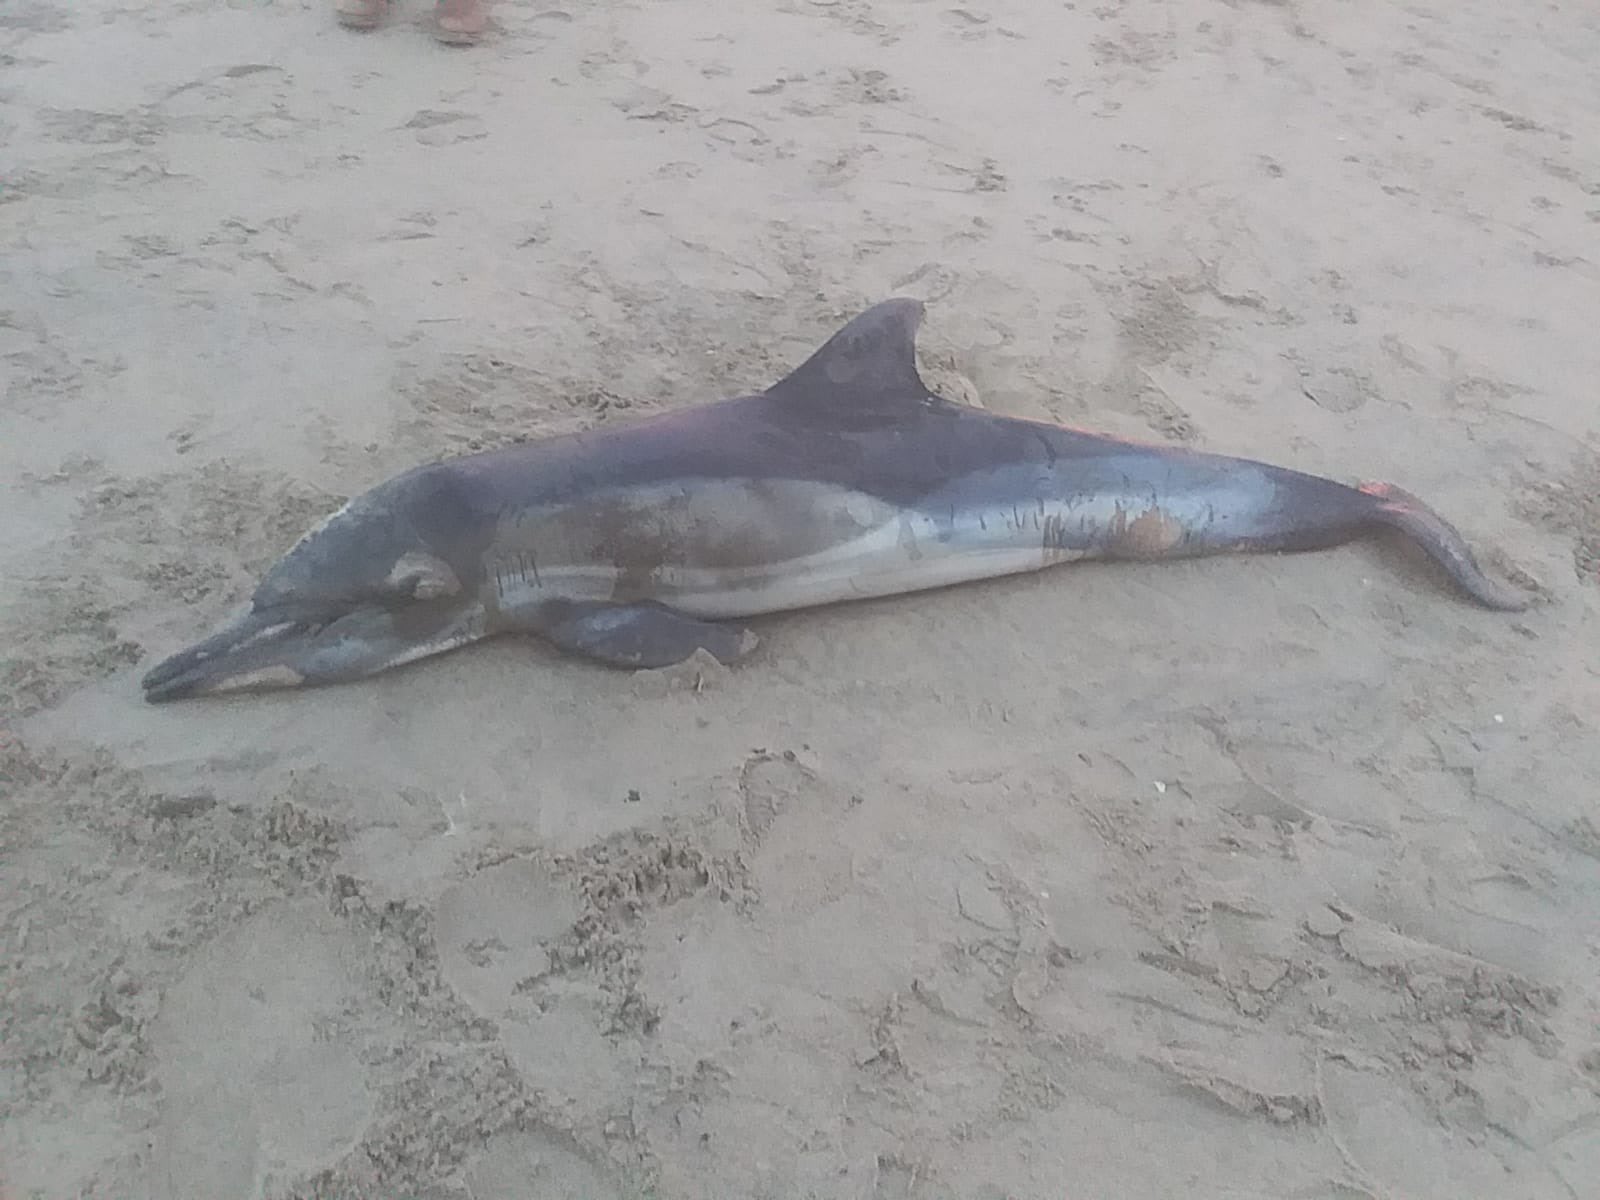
[3,1,1599,1197]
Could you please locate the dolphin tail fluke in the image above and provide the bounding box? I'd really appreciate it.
[1357,481,1531,611]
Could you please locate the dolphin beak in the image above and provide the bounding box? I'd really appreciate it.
[141,609,311,702]
[140,599,485,703]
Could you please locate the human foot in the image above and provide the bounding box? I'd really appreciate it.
[335,0,388,29]
[433,0,487,45]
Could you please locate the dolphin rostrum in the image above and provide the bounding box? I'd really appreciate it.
[140,298,1529,702]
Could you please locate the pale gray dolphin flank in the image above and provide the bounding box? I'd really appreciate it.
[141,298,1529,702]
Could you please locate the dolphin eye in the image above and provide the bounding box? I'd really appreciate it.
[409,573,457,600]
[385,551,462,600]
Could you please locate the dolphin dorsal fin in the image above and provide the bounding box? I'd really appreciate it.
[765,298,935,417]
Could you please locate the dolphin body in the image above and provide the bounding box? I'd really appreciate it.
[141,298,1529,702]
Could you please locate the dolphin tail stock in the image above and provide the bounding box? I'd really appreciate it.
[1356,481,1530,612]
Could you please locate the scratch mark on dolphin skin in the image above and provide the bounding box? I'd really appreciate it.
[489,552,542,595]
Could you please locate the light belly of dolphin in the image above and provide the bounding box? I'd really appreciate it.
[488,512,1074,621]
[659,538,1072,619]
[481,468,1269,622]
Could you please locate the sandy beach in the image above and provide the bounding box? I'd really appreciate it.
[3,1,1599,1197]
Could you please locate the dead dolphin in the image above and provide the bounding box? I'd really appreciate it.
[141,297,1529,702]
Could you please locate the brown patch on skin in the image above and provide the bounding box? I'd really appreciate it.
[1107,504,1188,558]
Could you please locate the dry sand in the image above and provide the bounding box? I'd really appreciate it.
[4,1,1600,1197]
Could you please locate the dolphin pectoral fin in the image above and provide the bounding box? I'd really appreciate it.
[537,601,759,670]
